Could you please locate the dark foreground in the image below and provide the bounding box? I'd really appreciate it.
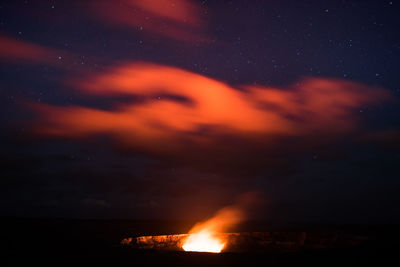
[2,218,399,266]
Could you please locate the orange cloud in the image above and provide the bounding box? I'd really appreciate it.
[91,0,208,43]
[30,62,390,154]
[0,35,63,65]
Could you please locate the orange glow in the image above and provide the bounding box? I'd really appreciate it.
[182,231,225,253]
[30,61,390,153]
[91,0,207,42]
[181,194,253,253]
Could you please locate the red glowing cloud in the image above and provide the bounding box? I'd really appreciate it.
[91,0,208,42]
[0,35,64,65]
[30,61,390,153]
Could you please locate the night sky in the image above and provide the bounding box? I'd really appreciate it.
[1,0,399,223]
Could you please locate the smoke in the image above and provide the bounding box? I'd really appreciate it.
[188,192,262,234]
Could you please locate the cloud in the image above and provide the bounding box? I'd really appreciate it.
[90,0,208,43]
[29,61,391,156]
[0,35,64,65]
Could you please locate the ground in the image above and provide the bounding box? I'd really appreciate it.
[2,218,399,266]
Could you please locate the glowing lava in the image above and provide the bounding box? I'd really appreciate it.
[182,231,225,253]
[181,194,253,253]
